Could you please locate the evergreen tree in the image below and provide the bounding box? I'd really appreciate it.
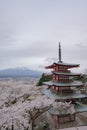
[37,73,52,86]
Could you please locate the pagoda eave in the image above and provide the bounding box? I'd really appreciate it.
[45,62,80,69]
[75,102,87,113]
[45,63,55,69]
[42,89,87,100]
[53,72,81,76]
[48,102,87,116]
[43,81,83,87]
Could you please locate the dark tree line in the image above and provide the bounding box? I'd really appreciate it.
[37,73,52,86]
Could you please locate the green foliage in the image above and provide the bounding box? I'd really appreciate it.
[36,73,52,86]
[73,74,87,84]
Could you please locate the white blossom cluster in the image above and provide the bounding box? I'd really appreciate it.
[53,101,75,114]
[0,78,76,129]
[0,78,54,129]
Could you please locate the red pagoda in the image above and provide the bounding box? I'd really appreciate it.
[43,43,87,127]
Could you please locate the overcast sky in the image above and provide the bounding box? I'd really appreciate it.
[0,0,87,72]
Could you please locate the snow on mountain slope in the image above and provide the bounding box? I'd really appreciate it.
[0,68,42,77]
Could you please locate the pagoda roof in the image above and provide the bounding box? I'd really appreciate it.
[48,102,87,115]
[75,102,87,113]
[45,62,79,69]
[42,89,87,100]
[43,81,83,87]
[53,72,81,76]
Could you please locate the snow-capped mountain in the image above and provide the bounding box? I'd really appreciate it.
[0,67,42,77]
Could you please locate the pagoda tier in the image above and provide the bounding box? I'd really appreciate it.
[43,80,83,94]
[53,72,81,76]
[52,72,81,82]
[45,62,79,71]
[43,89,87,101]
[44,81,83,87]
[49,102,87,114]
[48,102,87,124]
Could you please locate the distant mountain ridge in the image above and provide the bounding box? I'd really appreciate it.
[0,68,42,77]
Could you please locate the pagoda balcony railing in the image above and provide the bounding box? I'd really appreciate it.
[52,70,70,73]
[62,89,74,93]
[52,79,72,83]
[51,88,74,94]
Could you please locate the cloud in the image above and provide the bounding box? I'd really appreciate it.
[75,42,87,48]
[0,0,87,71]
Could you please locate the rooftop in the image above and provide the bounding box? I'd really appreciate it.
[53,71,81,76]
[45,62,79,69]
[43,81,83,87]
[49,102,87,115]
[42,89,87,100]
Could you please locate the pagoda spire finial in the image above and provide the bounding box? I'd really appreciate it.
[58,42,62,63]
